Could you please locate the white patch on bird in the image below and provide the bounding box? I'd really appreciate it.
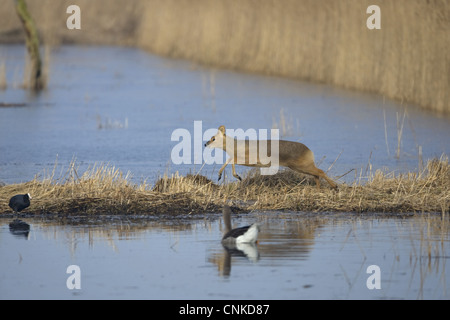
[236,223,260,244]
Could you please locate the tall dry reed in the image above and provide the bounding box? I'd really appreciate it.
[0,0,448,113]
[0,61,6,90]
[139,0,450,114]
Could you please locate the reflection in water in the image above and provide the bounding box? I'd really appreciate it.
[209,215,324,277]
[2,215,196,257]
[209,206,262,277]
[219,242,260,277]
[8,219,30,239]
[0,214,449,299]
[257,215,319,259]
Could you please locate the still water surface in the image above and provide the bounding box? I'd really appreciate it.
[0,214,448,299]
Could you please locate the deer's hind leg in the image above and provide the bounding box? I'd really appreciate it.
[313,167,337,190]
[291,164,337,190]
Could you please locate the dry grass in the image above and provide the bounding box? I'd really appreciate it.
[0,163,218,215]
[0,157,448,216]
[0,0,448,113]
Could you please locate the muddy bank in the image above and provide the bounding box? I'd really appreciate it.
[0,0,448,114]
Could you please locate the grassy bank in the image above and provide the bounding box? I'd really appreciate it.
[0,157,448,216]
[0,0,448,114]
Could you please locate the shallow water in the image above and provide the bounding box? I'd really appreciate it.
[0,214,448,300]
[1,45,449,185]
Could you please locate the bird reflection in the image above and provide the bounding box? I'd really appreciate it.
[223,242,260,263]
[220,242,260,277]
[214,205,261,277]
[9,219,30,239]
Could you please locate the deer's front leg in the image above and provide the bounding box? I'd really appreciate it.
[231,163,242,181]
[218,157,232,181]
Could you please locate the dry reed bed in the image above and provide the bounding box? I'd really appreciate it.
[0,157,449,216]
[0,0,448,113]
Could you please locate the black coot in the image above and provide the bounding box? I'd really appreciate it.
[8,193,32,213]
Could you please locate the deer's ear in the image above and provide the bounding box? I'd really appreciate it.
[218,125,226,135]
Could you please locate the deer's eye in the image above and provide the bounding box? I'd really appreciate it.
[212,137,215,141]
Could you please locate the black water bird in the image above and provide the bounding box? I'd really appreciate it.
[8,193,32,214]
